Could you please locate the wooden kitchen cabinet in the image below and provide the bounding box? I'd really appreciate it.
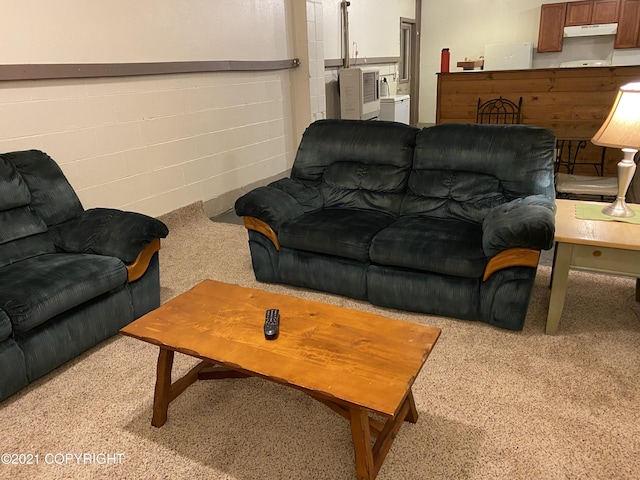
[566,1,593,25]
[615,0,640,48]
[538,2,568,52]
[591,0,620,23]
[566,0,619,25]
[539,0,627,53]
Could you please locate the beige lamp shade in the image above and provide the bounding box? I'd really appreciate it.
[591,82,640,149]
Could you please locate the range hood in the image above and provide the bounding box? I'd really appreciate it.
[564,23,618,37]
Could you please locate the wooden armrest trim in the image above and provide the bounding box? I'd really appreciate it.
[483,247,540,281]
[126,238,161,282]
[243,216,280,251]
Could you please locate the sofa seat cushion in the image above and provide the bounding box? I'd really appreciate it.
[370,216,487,278]
[279,208,396,263]
[0,253,127,335]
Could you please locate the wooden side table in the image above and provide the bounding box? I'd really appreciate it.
[546,199,640,334]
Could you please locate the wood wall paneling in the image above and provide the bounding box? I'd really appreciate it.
[436,66,640,176]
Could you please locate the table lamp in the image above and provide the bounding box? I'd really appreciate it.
[591,82,640,217]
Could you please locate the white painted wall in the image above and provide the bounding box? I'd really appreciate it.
[0,0,291,63]
[420,0,544,124]
[0,1,303,218]
[321,0,415,118]
[308,1,329,124]
[0,72,295,217]
[322,0,416,61]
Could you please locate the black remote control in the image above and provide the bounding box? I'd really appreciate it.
[264,309,280,340]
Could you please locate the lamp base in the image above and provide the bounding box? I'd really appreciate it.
[601,198,635,217]
[601,147,637,218]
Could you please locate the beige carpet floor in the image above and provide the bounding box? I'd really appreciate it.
[2,201,640,480]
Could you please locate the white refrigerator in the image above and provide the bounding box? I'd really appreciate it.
[483,42,533,71]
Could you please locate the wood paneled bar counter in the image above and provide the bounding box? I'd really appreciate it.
[436,65,640,175]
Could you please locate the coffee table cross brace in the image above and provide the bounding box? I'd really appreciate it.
[150,347,419,480]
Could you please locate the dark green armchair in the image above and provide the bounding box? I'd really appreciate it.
[0,150,168,402]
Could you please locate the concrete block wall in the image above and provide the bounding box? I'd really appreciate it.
[307,0,327,123]
[0,71,295,218]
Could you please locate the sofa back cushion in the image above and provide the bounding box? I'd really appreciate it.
[0,150,83,268]
[3,150,84,226]
[291,120,419,216]
[0,309,11,343]
[0,155,31,209]
[403,123,556,223]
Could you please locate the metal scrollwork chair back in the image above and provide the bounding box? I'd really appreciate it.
[476,96,523,124]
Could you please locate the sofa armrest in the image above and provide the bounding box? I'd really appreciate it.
[482,195,556,257]
[126,237,161,282]
[234,178,322,232]
[53,208,169,264]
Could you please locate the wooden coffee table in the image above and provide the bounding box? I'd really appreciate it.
[121,280,441,480]
[547,199,640,334]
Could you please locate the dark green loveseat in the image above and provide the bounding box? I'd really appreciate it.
[235,120,556,330]
[0,150,168,402]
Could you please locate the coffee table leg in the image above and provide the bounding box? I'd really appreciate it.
[152,347,174,427]
[350,407,375,480]
[546,242,572,335]
[348,391,416,480]
[405,390,418,423]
